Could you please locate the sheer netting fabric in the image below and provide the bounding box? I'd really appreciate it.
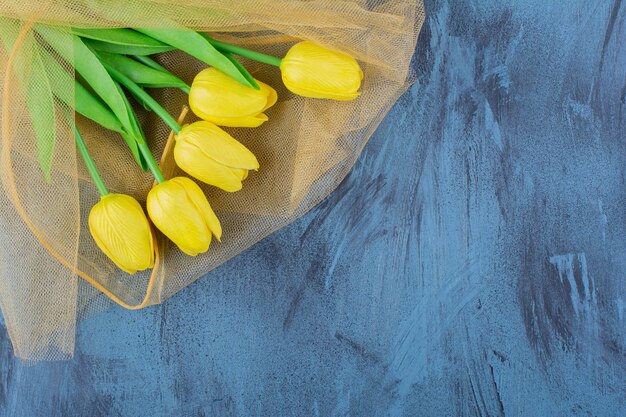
[0,0,425,361]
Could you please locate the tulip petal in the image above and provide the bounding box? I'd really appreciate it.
[174,177,223,241]
[280,41,363,101]
[147,179,212,256]
[178,121,259,170]
[282,85,359,100]
[259,81,278,111]
[282,84,360,101]
[205,209,222,242]
[106,197,155,270]
[89,221,136,274]
[198,113,269,128]
[231,168,249,181]
[189,68,270,119]
[174,140,244,192]
[147,225,155,269]
[88,194,155,273]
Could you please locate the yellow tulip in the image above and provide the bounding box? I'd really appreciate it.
[146,177,222,256]
[88,194,155,274]
[280,41,364,101]
[188,68,277,127]
[174,121,259,192]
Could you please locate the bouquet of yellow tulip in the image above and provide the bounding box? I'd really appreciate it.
[0,0,424,361]
[2,23,365,273]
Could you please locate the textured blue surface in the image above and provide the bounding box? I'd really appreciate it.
[1,1,625,416]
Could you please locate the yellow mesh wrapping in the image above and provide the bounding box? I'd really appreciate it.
[0,0,425,361]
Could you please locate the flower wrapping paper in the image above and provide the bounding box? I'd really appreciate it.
[0,0,425,361]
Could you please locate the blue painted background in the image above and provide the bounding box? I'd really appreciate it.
[1,0,625,416]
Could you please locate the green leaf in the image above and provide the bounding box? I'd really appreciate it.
[114,82,147,169]
[82,38,175,56]
[132,55,169,72]
[113,83,143,143]
[0,20,56,182]
[27,43,56,182]
[36,26,131,128]
[101,61,182,135]
[114,81,149,171]
[134,27,258,89]
[97,51,190,91]
[200,33,282,68]
[223,52,259,90]
[38,47,125,133]
[39,45,144,169]
[72,28,175,55]
[74,82,128,133]
[36,25,147,169]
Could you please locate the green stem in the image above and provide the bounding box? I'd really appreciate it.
[74,127,109,196]
[201,34,282,67]
[132,54,190,92]
[99,64,169,184]
[132,55,190,93]
[132,54,191,92]
[131,55,169,73]
[137,142,166,184]
[99,51,191,93]
[103,62,182,134]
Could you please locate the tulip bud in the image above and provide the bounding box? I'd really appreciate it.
[88,194,155,274]
[189,68,277,127]
[146,177,222,256]
[280,41,363,101]
[174,121,259,192]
